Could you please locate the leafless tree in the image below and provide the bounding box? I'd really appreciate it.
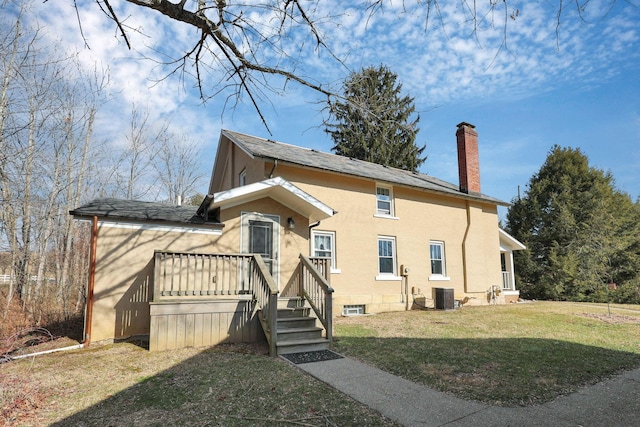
[98,102,164,200]
[73,0,616,131]
[0,3,108,326]
[152,127,206,204]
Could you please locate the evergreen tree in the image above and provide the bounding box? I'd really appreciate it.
[506,146,640,303]
[325,65,426,172]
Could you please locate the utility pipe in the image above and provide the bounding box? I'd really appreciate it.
[461,201,471,293]
[84,215,98,348]
[268,159,278,178]
[7,344,84,361]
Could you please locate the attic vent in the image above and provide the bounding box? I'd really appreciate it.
[343,304,365,316]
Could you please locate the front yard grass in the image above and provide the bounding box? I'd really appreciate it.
[1,343,398,427]
[332,301,640,406]
[4,301,639,426]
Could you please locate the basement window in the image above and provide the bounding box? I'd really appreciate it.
[343,304,365,316]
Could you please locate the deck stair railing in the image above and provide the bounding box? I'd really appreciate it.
[250,255,278,356]
[298,255,334,341]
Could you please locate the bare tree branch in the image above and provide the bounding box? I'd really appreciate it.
[72,0,624,130]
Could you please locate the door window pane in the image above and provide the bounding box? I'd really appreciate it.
[250,220,273,274]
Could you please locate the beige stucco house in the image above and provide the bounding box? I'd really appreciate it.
[71,122,524,354]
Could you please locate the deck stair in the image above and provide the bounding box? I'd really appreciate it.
[276,297,330,355]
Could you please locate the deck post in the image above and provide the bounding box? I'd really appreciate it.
[325,289,333,341]
[268,291,278,357]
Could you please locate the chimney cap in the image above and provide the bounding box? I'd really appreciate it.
[456,122,476,129]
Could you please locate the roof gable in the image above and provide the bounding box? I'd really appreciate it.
[222,130,508,206]
[209,177,335,223]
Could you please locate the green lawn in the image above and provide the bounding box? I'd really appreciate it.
[332,301,640,406]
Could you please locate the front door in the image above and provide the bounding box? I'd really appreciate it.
[242,213,280,287]
[249,220,274,274]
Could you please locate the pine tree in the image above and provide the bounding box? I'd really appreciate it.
[325,65,426,172]
[506,146,640,303]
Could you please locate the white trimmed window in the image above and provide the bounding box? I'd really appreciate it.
[311,230,338,272]
[377,236,397,276]
[239,169,247,186]
[376,185,394,216]
[343,304,365,316]
[429,241,448,279]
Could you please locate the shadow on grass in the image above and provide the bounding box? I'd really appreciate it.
[45,337,640,427]
[332,336,640,406]
[48,344,397,427]
[42,314,84,342]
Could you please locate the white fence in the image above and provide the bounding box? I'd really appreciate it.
[0,275,56,285]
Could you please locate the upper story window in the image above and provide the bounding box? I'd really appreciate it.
[429,241,448,280]
[239,169,247,186]
[311,230,339,273]
[376,185,394,216]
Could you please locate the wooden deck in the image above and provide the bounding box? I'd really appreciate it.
[149,251,332,355]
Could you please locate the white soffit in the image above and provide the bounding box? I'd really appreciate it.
[98,220,223,235]
[499,229,526,251]
[211,177,335,222]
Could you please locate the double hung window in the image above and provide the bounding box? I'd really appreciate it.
[429,241,447,279]
[312,230,338,272]
[377,236,397,276]
[376,186,393,216]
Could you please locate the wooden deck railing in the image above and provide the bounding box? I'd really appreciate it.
[153,251,278,355]
[298,255,334,341]
[154,251,256,298]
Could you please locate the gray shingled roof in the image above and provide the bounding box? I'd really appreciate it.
[223,130,508,206]
[70,198,221,225]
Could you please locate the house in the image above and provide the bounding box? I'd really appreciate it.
[71,122,524,355]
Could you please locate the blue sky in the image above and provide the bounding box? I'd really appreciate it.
[26,0,640,218]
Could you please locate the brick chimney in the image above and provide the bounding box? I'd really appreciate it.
[456,122,481,194]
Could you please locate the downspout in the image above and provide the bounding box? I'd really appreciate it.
[308,221,321,258]
[84,215,98,348]
[462,201,471,293]
[268,159,278,178]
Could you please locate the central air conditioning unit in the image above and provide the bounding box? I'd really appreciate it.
[434,287,454,310]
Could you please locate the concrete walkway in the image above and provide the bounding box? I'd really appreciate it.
[292,355,640,426]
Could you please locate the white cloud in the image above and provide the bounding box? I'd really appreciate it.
[5,0,638,201]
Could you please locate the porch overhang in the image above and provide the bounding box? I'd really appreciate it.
[206,177,335,223]
[499,229,526,251]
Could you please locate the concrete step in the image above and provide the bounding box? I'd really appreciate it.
[277,337,330,355]
[277,326,323,341]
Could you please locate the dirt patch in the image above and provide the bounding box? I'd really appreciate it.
[579,312,640,324]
